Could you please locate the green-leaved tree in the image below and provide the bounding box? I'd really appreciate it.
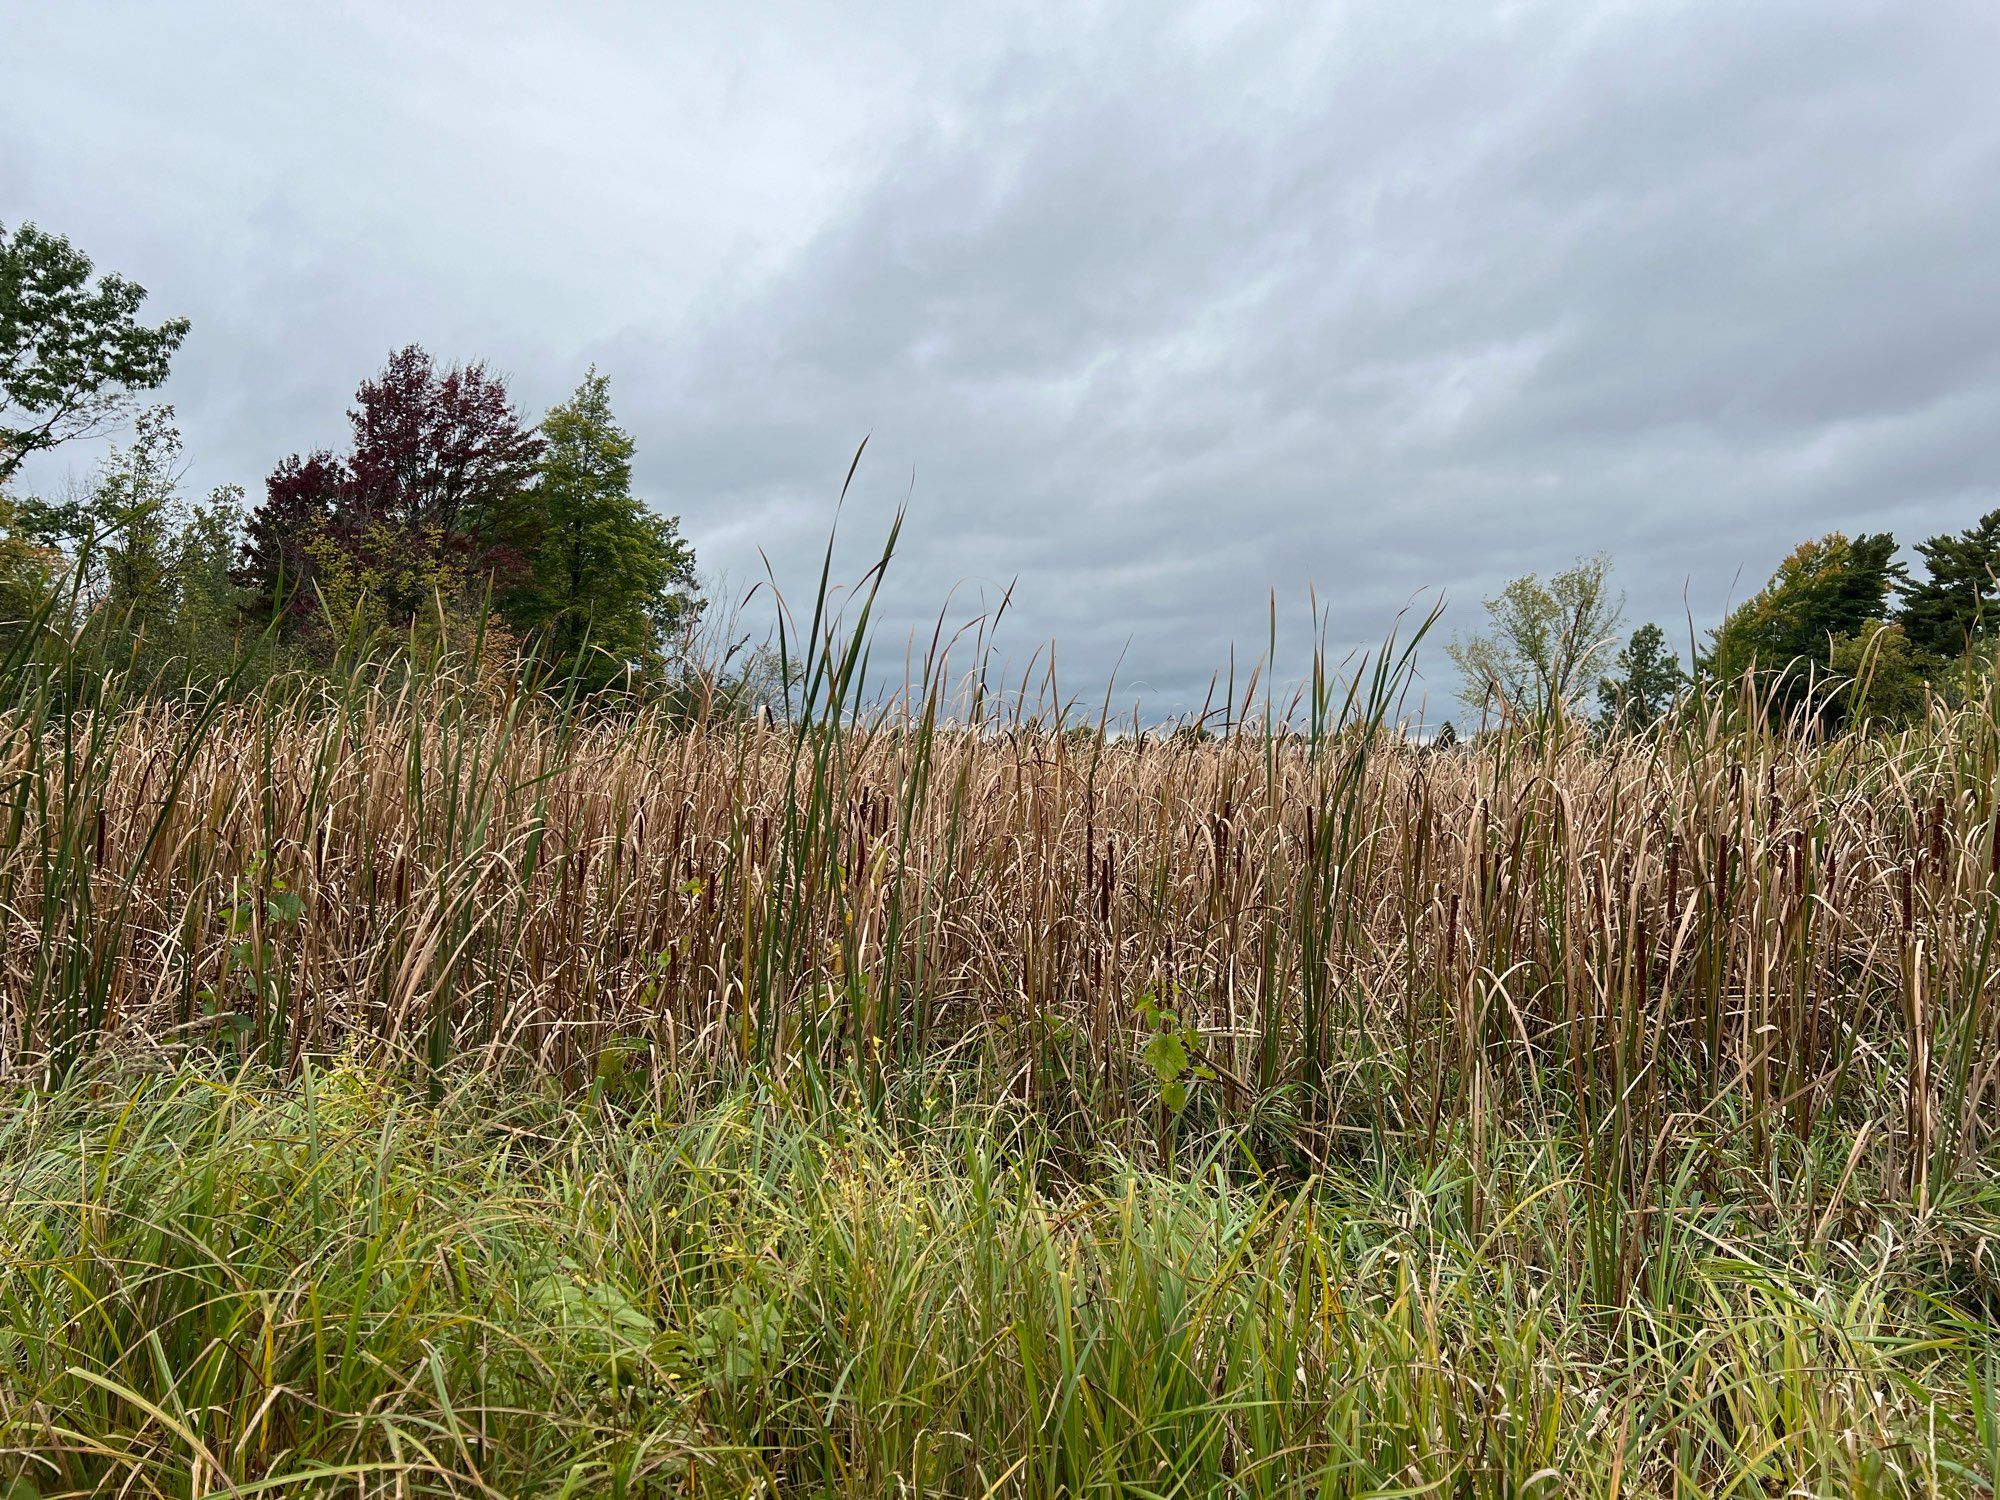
[1896,508,2000,660]
[1447,555,1624,724]
[1705,532,1903,722]
[13,407,257,686]
[0,489,60,638]
[1827,620,1930,729]
[1,221,189,486]
[508,371,699,690]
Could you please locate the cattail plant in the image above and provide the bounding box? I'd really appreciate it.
[3,527,1998,1245]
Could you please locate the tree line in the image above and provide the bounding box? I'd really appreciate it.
[7,218,1998,732]
[1449,525,2000,735]
[2,220,701,698]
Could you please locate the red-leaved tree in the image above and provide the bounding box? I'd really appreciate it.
[240,346,543,637]
[237,449,340,626]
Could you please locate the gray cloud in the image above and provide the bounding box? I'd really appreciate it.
[6,0,1999,715]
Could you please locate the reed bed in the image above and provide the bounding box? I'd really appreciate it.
[2,565,2000,1493]
[7,626,2000,1203]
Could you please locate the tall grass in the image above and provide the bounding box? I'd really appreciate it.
[3,538,1999,1492]
[6,561,1999,1199]
[2,1059,1992,1496]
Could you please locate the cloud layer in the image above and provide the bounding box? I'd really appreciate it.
[6,0,1999,715]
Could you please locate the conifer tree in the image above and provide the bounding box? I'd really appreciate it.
[509,370,698,689]
[1897,508,2000,659]
[1597,622,1686,730]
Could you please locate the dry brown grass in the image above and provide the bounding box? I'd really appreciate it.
[7,649,1998,1225]
[6,588,2000,1494]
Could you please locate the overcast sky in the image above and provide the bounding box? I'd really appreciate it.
[5,1,1999,718]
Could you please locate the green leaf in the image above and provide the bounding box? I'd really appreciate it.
[526,1260,657,1376]
[1142,1028,1188,1084]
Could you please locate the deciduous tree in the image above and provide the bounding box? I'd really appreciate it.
[1827,619,1929,729]
[342,345,542,542]
[1,221,188,485]
[8,407,258,684]
[1446,555,1624,723]
[242,345,544,639]
[1705,532,1903,720]
[0,489,61,636]
[237,450,341,629]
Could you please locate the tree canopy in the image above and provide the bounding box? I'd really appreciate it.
[1446,555,1623,723]
[1897,508,2000,660]
[1827,619,1930,729]
[6,407,257,685]
[240,345,545,642]
[1597,622,1686,731]
[1704,532,1903,720]
[1,221,189,486]
[507,369,699,690]
[234,348,701,690]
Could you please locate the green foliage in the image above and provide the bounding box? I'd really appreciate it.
[239,345,545,661]
[1447,553,1624,722]
[5,408,265,688]
[1898,507,2000,659]
[1705,531,1903,719]
[505,369,700,691]
[237,358,701,699]
[0,221,189,485]
[524,1256,660,1386]
[83,406,183,638]
[1596,621,1686,731]
[1137,991,1211,1114]
[10,407,183,612]
[161,482,262,685]
[0,490,60,638]
[0,1061,1989,1496]
[1827,619,1932,729]
[304,519,485,656]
